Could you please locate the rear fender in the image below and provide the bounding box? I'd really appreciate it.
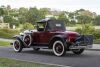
[49,35,67,49]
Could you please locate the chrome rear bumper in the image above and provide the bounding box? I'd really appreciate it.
[69,45,92,49]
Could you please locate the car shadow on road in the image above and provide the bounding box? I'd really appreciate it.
[21,49,55,56]
[20,49,91,57]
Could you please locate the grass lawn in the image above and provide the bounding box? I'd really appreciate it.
[0,58,59,67]
[0,41,10,46]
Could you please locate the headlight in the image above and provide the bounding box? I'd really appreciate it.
[20,32,24,35]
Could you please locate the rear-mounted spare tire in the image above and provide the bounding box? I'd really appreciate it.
[23,34,32,47]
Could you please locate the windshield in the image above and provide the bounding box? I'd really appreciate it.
[48,20,66,31]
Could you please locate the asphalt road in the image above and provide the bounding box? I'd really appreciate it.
[0,46,100,67]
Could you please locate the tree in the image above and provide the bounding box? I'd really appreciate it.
[23,23,34,30]
[3,15,19,27]
[58,12,69,26]
[19,7,28,16]
[3,15,13,23]
[39,8,49,16]
[76,15,92,24]
[0,6,9,16]
[26,7,45,24]
[0,8,4,16]
[68,12,77,25]
[93,15,100,25]
[18,7,28,24]
[75,9,96,25]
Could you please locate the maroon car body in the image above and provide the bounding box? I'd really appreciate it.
[12,19,93,56]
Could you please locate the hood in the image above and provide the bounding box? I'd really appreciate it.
[65,31,79,35]
[52,30,80,39]
[52,30,79,36]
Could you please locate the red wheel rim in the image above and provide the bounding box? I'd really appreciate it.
[14,41,20,50]
[23,35,31,46]
[55,43,63,54]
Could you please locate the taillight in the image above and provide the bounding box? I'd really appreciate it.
[68,34,79,42]
[68,36,76,42]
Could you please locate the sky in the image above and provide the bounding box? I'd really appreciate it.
[0,0,100,14]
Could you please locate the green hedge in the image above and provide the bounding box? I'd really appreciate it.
[23,23,34,30]
[75,24,95,35]
[75,24,100,44]
[76,28,100,40]
[75,24,100,39]
[94,39,100,44]
[0,29,20,39]
[93,30,100,39]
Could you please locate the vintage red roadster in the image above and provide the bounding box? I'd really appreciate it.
[11,19,93,56]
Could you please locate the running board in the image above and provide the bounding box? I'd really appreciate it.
[31,46,49,49]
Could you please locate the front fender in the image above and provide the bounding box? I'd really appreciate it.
[13,35,22,40]
[12,35,25,46]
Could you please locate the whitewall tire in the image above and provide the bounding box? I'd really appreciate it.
[13,40,23,52]
[23,34,32,47]
[53,40,66,56]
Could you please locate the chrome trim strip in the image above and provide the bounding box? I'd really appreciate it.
[69,45,93,49]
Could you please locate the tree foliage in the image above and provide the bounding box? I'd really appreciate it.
[58,12,69,26]
[94,15,100,25]
[0,5,100,29]
[0,8,4,16]
[23,23,34,30]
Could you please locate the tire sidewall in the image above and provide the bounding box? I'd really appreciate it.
[23,34,32,47]
[13,40,22,52]
[53,40,65,56]
[72,49,84,54]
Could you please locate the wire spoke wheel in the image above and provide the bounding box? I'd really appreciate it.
[23,34,32,47]
[13,40,23,52]
[53,40,66,56]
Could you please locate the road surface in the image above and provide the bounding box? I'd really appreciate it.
[0,46,100,67]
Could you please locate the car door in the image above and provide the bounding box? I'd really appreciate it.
[33,31,47,45]
[37,31,53,45]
